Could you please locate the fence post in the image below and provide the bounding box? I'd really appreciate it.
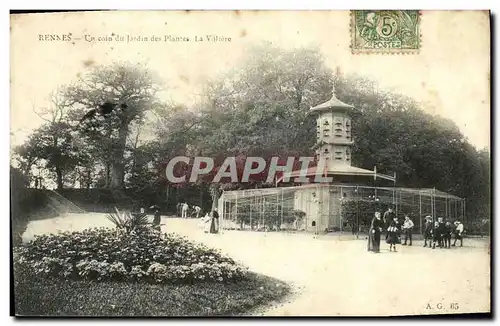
[249,196,253,231]
[235,192,239,230]
[445,196,448,220]
[263,196,266,232]
[419,191,422,234]
[280,188,284,231]
[463,199,466,225]
[276,190,279,231]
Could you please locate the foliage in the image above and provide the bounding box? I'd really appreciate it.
[13,263,290,316]
[11,166,31,245]
[15,228,248,284]
[63,62,164,189]
[341,200,390,229]
[105,207,150,234]
[466,219,490,236]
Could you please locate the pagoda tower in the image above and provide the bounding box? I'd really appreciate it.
[310,86,355,169]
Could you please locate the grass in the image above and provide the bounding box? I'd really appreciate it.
[13,266,291,317]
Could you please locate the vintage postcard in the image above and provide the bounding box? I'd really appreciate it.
[10,10,490,317]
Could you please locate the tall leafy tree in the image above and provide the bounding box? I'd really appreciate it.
[62,62,165,189]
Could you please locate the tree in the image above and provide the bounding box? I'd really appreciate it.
[14,122,81,189]
[193,45,334,209]
[334,73,490,221]
[13,90,83,189]
[62,62,165,189]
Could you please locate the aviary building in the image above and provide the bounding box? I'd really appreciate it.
[218,88,465,233]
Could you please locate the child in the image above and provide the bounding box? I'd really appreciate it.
[452,221,464,247]
[423,216,433,248]
[432,221,441,249]
[437,217,446,248]
[402,214,414,246]
[386,216,400,252]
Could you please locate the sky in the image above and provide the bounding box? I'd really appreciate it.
[10,10,490,150]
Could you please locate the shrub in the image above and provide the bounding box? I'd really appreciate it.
[105,207,150,234]
[14,228,248,284]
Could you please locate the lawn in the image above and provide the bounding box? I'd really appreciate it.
[14,267,291,316]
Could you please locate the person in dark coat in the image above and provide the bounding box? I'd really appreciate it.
[176,202,182,217]
[209,209,219,234]
[368,212,383,253]
[152,208,161,231]
[423,216,433,248]
[432,221,442,249]
[386,216,400,252]
[383,207,396,228]
[437,217,446,248]
[443,221,453,248]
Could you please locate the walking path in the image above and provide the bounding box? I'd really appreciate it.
[23,214,491,316]
[166,218,490,316]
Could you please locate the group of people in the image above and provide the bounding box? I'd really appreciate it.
[368,206,465,253]
[176,202,202,218]
[423,216,464,249]
[136,202,219,234]
[176,201,220,234]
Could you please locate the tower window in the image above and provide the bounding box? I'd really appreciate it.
[335,134,342,137]
[324,148,329,153]
[323,120,330,126]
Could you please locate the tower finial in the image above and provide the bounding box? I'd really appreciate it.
[331,83,337,99]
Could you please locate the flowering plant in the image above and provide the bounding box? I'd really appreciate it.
[15,227,248,284]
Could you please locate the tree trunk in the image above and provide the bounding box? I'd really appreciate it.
[210,184,221,211]
[86,169,91,189]
[109,123,129,189]
[110,162,125,189]
[105,163,111,188]
[55,166,63,189]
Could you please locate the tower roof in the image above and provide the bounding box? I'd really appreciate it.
[309,86,353,114]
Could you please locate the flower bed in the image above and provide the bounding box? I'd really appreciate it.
[15,228,248,284]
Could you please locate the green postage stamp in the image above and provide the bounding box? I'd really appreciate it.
[351,10,421,54]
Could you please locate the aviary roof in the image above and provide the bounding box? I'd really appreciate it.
[277,163,395,183]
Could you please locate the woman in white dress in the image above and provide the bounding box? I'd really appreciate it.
[199,212,212,233]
